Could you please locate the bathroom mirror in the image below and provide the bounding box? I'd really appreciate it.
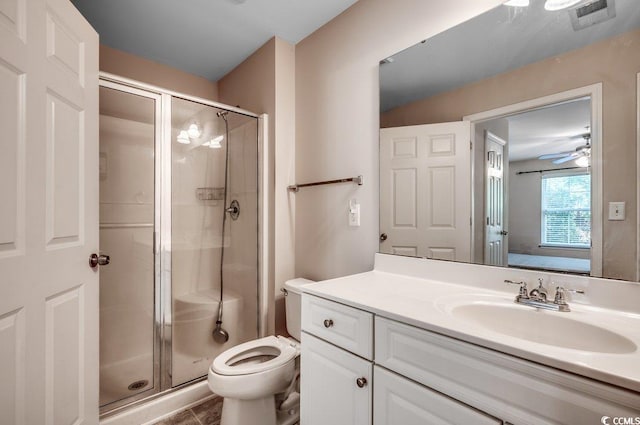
[379,0,640,281]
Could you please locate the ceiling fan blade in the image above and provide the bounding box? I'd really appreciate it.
[553,154,579,164]
[538,152,571,160]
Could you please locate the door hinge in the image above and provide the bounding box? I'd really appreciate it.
[470,141,473,150]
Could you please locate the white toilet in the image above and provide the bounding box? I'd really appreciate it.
[207,278,314,425]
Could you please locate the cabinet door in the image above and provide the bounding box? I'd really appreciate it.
[374,366,501,425]
[301,332,372,425]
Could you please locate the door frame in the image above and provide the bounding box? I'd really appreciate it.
[463,83,603,277]
[484,131,508,266]
[636,72,640,281]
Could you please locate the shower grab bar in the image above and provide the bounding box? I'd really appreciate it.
[100,223,154,229]
[288,175,363,193]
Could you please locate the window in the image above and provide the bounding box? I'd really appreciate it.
[541,173,591,248]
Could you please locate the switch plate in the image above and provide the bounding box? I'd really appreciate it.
[608,202,625,221]
[349,200,361,227]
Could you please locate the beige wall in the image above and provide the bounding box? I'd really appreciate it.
[380,29,640,280]
[295,0,504,280]
[218,37,296,335]
[100,45,219,100]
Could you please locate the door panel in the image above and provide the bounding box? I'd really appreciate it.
[301,332,372,425]
[380,122,471,261]
[484,132,507,266]
[0,0,99,423]
[374,366,501,425]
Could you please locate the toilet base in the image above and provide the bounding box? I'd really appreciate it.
[219,393,300,425]
[220,396,277,425]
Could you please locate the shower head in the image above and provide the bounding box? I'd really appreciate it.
[216,110,229,120]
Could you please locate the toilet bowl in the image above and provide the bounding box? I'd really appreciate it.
[207,278,314,425]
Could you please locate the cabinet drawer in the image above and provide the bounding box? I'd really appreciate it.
[302,294,373,359]
[375,316,640,424]
[374,366,500,425]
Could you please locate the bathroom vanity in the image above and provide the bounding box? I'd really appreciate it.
[300,254,640,424]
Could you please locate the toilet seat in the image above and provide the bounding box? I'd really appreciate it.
[212,335,298,376]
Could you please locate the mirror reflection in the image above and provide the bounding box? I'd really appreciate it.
[379,0,640,281]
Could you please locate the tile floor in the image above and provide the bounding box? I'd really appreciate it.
[152,396,223,425]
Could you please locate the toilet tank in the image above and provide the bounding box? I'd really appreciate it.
[284,278,315,341]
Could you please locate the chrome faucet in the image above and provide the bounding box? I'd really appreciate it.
[528,278,548,301]
[505,279,585,312]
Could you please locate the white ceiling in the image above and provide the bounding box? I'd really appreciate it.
[506,98,591,162]
[72,0,358,82]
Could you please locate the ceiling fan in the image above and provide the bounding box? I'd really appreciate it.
[538,133,591,164]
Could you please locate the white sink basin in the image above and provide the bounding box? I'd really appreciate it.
[450,302,637,354]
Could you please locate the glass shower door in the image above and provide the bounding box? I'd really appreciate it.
[98,84,159,408]
[170,97,259,386]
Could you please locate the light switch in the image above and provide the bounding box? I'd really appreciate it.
[608,202,625,221]
[349,199,361,227]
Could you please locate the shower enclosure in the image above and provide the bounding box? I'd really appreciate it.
[98,75,266,413]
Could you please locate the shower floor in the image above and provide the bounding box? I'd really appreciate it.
[100,352,154,407]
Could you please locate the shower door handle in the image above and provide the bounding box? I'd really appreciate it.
[89,253,110,268]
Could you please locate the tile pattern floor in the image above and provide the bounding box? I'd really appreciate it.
[153,396,223,425]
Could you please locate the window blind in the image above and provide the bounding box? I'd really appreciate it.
[541,173,591,247]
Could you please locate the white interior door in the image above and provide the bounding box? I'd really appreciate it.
[380,122,471,261]
[484,131,508,266]
[0,0,99,423]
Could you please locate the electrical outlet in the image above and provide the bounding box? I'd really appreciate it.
[349,199,361,227]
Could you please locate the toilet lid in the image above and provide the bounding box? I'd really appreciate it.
[211,335,298,376]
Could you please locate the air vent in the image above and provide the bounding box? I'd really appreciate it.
[570,0,616,31]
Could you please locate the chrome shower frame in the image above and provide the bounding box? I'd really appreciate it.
[98,72,269,418]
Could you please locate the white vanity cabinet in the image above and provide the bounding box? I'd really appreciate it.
[374,366,501,425]
[300,295,373,425]
[301,292,640,425]
[300,332,372,425]
[375,316,640,424]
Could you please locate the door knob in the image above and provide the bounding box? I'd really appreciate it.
[379,233,388,242]
[498,230,508,236]
[323,319,334,328]
[356,377,367,388]
[89,253,110,268]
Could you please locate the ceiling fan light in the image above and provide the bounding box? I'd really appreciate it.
[544,0,583,11]
[209,135,224,149]
[187,123,201,139]
[504,0,530,7]
[177,130,191,145]
[575,156,590,167]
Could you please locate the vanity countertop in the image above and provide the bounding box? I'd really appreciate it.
[302,267,640,394]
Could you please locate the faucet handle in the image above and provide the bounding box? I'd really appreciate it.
[554,286,585,305]
[505,280,528,299]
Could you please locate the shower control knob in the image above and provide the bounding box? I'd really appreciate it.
[89,253,110,269]
[323,319,334,328]
[356,377,367,388]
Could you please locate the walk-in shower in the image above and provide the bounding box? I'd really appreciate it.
[97,75,266,413]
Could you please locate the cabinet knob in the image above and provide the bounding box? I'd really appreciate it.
[323,319,334,328]
[356,377,367,388]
